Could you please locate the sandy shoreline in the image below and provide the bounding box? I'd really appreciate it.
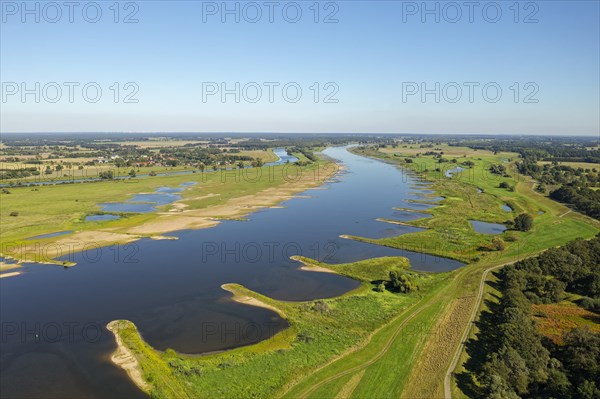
[0,271,22,279]
[106,320,151,394]
[290,255,338,274]
[221,284,286,317]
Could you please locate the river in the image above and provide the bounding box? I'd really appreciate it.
[0,146,464,398]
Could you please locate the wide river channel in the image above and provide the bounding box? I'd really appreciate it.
[0,146,464,398]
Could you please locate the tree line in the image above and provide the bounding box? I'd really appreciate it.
[459,235,600,399]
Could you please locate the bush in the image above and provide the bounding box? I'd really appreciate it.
[311,300,330,314]
[505,232,519,242]
[99,170,114,179]
[579,297,600,313]
[513,213,534,232]
[492,237,506,251]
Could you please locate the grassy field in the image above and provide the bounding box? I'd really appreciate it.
[537,160,599,170]
[352,145,599,264]
[109,256,449,399]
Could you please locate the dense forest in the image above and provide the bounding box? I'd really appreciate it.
[460,235,600,399]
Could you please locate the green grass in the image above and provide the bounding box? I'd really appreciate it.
[110,256,447,399]
[351,147,599,264]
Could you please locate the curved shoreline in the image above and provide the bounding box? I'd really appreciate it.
[106,320,151,394]
[221,283,287,317]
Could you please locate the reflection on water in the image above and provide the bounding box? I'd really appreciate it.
[1,146,464,398]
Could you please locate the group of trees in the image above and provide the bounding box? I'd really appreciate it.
[511,213,534,232]
[287,146,317,162]
[550,186,600,220]
[461,235,600,398]
[516,159,600,220]
[376,271,419,293]
[489,164,509,177]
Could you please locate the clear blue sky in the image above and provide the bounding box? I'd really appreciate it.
[1,0,599,135]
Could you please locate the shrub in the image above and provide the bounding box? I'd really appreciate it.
[311,300,330,314]
[505,232,519,242]
[492,237,506,251]
[513,213,534,232]
[99,170,114,179]
[579,297,600,312]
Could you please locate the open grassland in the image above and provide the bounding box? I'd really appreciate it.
[377,144,515,159]
[352,145,599,264]
[0,157,336,264]
[108,256,449,399]
[537,160,599,170]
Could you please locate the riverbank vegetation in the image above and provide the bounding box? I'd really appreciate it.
[108,256,449,399]
[351,144,599,265]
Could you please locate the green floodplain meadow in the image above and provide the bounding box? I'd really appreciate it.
[81,144,599,399]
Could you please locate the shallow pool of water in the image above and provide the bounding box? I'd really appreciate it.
[445,166,465,177]
[100,191,182,213]
[25,231,74,240]
[86,214,122,222]
[469,220,507,235]
[155,186,185,193]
